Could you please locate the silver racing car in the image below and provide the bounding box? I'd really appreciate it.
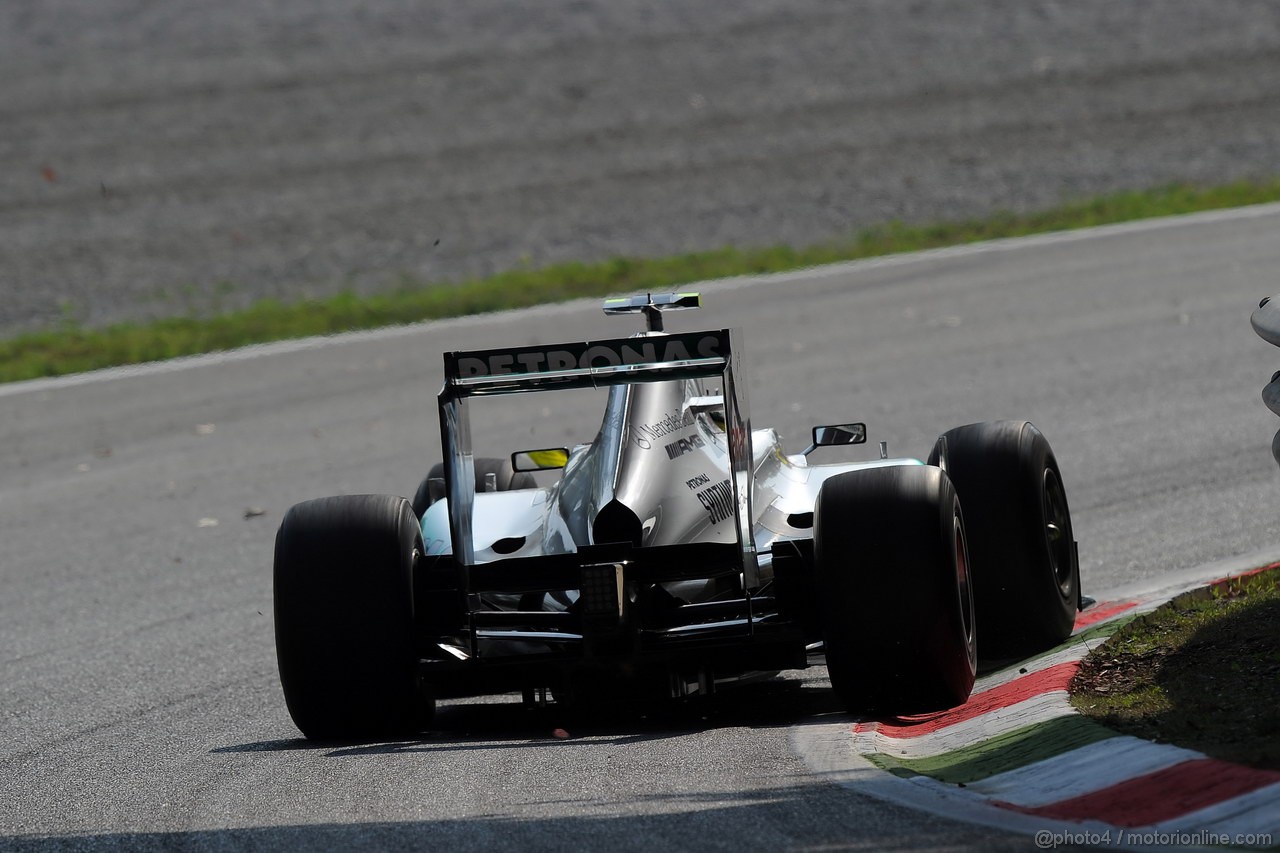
[274,293,1082,739]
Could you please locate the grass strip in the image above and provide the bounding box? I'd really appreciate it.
[6,178,1280,383]
[1070,569,1280,770]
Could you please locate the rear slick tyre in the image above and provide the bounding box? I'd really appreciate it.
[930,420,1079,659]
[274,494,430,740]
[815,465,977,714]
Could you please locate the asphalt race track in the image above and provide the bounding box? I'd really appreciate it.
[5,1,1280,334]
[3,208,1280,850]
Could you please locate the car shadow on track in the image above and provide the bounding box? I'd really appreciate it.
[0,778,1041,853]
[213,671,849,757]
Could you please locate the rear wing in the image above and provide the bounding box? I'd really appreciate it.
[441,329,730,397]
[437,328,757,582]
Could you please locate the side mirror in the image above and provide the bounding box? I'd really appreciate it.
[802,423,867,456]
[511,447,571,472]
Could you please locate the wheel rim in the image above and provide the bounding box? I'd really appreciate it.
[955,512,974,643]
[1042,468,1074,596]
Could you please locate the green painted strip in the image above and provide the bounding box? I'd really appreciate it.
[1070,614,1139,644]
[865,714,1120,784]
[866,616,1139,783]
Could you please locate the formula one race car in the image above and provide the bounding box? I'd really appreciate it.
[274,293,1082,739]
